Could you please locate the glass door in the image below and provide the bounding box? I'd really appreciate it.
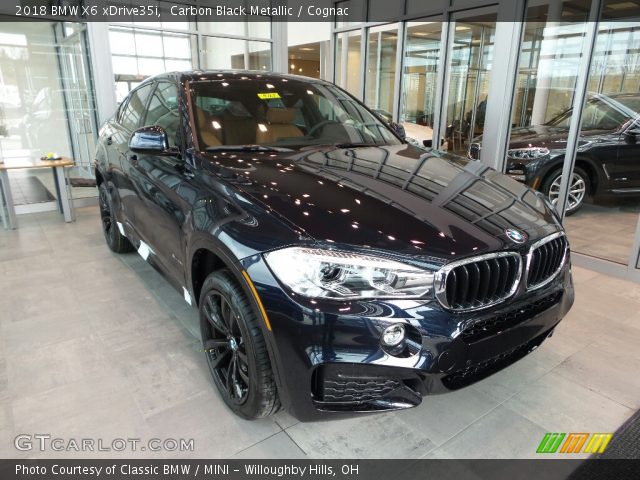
[400,19,443,146]
[56,23,98,182]
[442,9,497,156]
[562,2,640,266]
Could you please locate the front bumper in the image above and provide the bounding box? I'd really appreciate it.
[241,256,574,421]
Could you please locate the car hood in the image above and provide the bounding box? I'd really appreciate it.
[199,145,561,263]
[481,124,610,152]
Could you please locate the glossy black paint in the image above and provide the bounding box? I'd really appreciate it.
[95,71,574,420]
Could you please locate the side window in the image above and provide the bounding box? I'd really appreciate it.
[120,84,153,131]
[115,100,127,123]
[144,82,181,147]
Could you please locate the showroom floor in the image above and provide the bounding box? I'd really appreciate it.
[0,206,639,459]
[565,198,640,265]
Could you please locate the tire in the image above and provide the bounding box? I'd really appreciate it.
[542,166,589,215]
[98,182,134,253]
[199,270,280,419]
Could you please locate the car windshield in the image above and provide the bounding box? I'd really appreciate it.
[547,95,640,131]
[189,78,401,151]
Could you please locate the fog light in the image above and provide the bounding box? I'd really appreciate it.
[381,324,406,347]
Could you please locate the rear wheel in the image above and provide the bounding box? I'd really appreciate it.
[543,166,589,215]
[199,270,280,419]
[98,183,134,253]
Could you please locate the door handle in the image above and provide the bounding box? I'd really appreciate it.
[106,136,113,145]
[128,154,138,165]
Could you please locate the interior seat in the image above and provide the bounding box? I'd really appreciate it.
[256,107,304,144]
[222,104,257,145]
[193,105,222,148]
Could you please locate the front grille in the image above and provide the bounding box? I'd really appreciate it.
[468,143,481,159]
[436,253,522,311]
[461,291,563,343]
[442,331,550,390]
[527,234,568,289]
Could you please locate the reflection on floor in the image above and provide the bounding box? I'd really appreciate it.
[565,197,640,265]
[0,206,638,459]
[5,176,54,205]
[7,168,98,208]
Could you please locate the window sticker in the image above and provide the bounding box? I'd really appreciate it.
[257,92,281,100]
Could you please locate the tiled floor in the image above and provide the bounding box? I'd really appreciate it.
[565,197,640,265]
[0,206,638,459]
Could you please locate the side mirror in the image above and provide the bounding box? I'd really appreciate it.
[129,126,169,153]
[388,121,406,140]
[624,128,639,145]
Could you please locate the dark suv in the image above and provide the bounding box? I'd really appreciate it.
[470,93,640,214]
[95,71,574,421]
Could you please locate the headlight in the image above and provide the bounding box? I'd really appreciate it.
[263,247,435,299]
[507,147,549,160]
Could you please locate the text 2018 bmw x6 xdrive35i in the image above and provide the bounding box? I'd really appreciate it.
[95,71,574,421]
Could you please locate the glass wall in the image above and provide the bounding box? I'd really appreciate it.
[563,2,640,264]
[444,13,496,155]
[109,20,272,102]
[494,1,590,194]
[0,21,96,206]
[335,30,363,97]
[364,24,398,118]
[400,20,443,145]
[109,26,194,101]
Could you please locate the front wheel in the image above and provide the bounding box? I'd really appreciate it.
[199,270,280,419]
[98,182,134,253]
[543,167,589,215]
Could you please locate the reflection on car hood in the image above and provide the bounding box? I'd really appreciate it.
[200,145,561,263]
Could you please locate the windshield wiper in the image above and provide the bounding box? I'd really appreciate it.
[205,145,294,153]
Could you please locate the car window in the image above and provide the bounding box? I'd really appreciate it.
[548,96,635,131]
[190,79,400,150]
[144,82,180,147]
[120,84,153,131]
[116,100,127,123]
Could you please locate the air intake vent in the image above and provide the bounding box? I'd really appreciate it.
[527,233,568,290]
[436,253,522,311]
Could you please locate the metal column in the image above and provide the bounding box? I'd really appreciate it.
[0,170,17,229]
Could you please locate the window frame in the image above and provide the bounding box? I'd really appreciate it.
[119,81,155,132]
[142,80,182,149]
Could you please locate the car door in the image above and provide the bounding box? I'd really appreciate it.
[615,117,640,190]
[128,81,192,284]
[114,83,154,232]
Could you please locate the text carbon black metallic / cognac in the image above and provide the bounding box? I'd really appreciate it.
[95,71,574,421]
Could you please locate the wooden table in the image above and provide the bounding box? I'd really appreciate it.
[0,157,76,229]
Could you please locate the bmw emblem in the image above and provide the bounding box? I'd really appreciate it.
[505,228,527,244]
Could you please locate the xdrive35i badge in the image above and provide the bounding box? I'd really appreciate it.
[506,228,527,244]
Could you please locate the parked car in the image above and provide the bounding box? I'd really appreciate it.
[469,93,640,214]
[95,71,574,420]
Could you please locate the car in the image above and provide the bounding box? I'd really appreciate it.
[95,71,574,421]
[469,93,640,214]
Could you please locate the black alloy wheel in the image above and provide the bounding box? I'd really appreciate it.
[98,182,134,253]
[203,290,251,404]
[199,270,280,419]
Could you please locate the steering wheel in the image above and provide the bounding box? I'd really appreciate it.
[307,119,341,137]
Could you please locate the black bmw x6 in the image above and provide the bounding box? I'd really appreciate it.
[95,71,574,421]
